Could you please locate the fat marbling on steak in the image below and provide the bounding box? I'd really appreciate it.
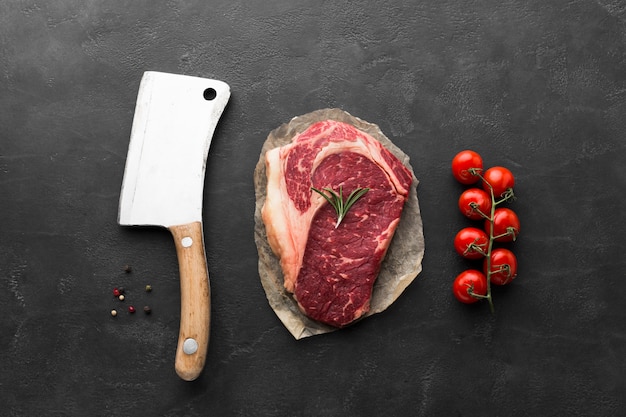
[262,120,412,327]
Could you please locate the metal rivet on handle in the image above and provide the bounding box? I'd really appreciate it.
[181,237,193,248]
[183,338,198,355]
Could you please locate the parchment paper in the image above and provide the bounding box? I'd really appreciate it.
[253,108,425,339]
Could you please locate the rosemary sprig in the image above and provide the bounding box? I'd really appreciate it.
[311,186,370,228]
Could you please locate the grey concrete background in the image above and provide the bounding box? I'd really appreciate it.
[1,1,625,416]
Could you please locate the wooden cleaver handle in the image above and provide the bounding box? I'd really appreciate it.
[168,221,211,381]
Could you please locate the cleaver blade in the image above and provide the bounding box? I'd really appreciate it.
[118,71,230,381]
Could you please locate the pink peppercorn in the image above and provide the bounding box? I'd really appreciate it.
[128,306,136,314]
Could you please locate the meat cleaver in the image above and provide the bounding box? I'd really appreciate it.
[118,71,230,381]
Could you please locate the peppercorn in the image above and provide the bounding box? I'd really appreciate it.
[145,285,152,292]
[128,306,135,314]
[117,286,125,294]
[113,288,120,297]
[111,310,117,317]
[123,265,132,273]
[143,306,151,314]
[118,294,125,301]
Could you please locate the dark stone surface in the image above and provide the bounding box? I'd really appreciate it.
[1,1,625,416]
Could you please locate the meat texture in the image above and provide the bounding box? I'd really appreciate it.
[262,120,412,327]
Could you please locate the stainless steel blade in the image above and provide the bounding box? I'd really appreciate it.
[118,71,230,227]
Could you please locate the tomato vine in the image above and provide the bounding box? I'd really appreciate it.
[451,151,520,312]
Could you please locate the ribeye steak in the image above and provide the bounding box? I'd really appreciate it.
[262,120,412,327]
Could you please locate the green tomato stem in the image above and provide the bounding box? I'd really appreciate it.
[466,170,517,313]
[496,188,516,204]
[473,170,496,314]
[492,229,518,241]
[469,202,490,220]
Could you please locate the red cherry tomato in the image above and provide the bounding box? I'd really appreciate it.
[484,248,518,285]
[482,166,515,198]
[453,227,489,259]
[452,270,488,304]
[458,188,492,220]
[485,208,520,242]
[451,150,483,185]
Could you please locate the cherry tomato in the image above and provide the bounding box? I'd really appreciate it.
[484,248,518,285]
[458,188,492,220]
[482,166,515,198]
[452,270,488,304]
[453,227,489,259]
[485,208,520,242]
[451,150,483,184]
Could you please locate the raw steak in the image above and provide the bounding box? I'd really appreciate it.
[262,120,413,327]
